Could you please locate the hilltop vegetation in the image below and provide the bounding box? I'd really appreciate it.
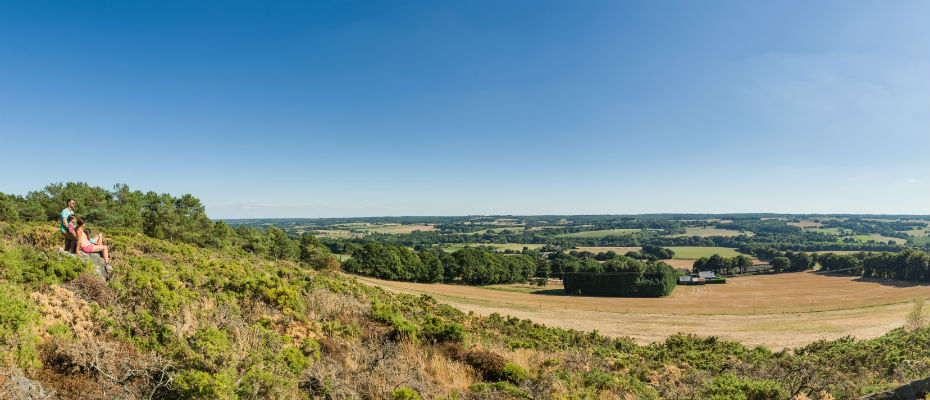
[0,183,927,399]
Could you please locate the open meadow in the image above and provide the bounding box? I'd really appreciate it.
[353,271,928,350]
[671,226,744,237]
[665,246,748,259]
[554,228,640,238]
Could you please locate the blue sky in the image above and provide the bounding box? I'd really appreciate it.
[1,1,927,218]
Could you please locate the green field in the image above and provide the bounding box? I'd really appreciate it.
[468,227,526,235]
[805,227,843,234]
[841,234,906,244]
[555,228,640,238]
[437,243,545,252]
[671,226,743,237]
[666,246,749,259]
[904,228,930,237]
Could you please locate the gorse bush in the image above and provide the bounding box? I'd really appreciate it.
[0,244,91,287]
[0,283,41,370]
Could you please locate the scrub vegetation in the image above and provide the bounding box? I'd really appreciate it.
[0,183,927,399]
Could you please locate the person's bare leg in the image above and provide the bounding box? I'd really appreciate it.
[92,245,109,263]
[93,233,103,243]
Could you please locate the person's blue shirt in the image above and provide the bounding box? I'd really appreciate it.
[60,208,74,232]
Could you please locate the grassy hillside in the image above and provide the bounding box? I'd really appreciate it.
[0,222,927,399]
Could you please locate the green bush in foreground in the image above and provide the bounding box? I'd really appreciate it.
[702,373,783,400]
[0,283,40,370]
[391,387,422,400]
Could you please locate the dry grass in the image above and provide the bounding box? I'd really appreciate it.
[305,340,475,399]
[359,224,437,234]
[788,220,823,228]
[30,285,102,341]
[354,273,929,350]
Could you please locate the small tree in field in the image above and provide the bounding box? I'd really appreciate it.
[904,299,928,331]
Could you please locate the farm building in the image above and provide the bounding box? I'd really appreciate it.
[679,271,723,285]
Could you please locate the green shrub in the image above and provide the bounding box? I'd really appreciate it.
[300,337,321,362]
[390,315,421,343]
[264,285,301,315]
[422,315,465,343]
[0,283,40,370]
[469,381,529,397]
[391,388,422,400]
[281,347,308,375]
[46,323,73,341]
[188,327,231,372]
[0,247,90,287]
[702,373,783,400]
[174,369,238,399]
[501,362,527,383]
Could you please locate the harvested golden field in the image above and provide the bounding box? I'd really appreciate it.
[359,224,437,234]
[353,272,928,350]
[788,220,823,228]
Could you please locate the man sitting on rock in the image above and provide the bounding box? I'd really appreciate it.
[60,199,77,252]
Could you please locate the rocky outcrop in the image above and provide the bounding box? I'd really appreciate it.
[56,248,110,281]
[861,377,930,400]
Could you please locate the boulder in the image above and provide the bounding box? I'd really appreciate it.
[57,248,110,281]
[861,376,930,400]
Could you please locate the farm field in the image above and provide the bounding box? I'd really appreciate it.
[437,243,546,252]
[904,228,930,237]
[554,228,640,238]
[354,272,929,350]
[841,234,906,244]
[662,258,769,271]
[573,246,642,254]
[811,250,868,255]
[787,220,823,228]
[357,224,437,234]
[310,229,355,238]
[666,246,748,259]
[467,227,526,234]
[805,227,844,234]
[671,226,743,237]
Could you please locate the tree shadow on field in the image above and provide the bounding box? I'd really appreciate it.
[852,276,929,288]
[815,271,929,288]
[528,288,573,296]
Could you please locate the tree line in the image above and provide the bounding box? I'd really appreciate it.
[696,245,929,283]
[817,249,929,282]
[0,182,338,269]
[562,258,677,297]
[343,243,537,285]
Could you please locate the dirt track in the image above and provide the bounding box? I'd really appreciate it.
[352,272,929,350]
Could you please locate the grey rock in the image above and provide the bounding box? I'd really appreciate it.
[57,248,110,281]
[861,376,930,400]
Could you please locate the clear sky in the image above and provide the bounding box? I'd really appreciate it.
[1,1,927,218]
